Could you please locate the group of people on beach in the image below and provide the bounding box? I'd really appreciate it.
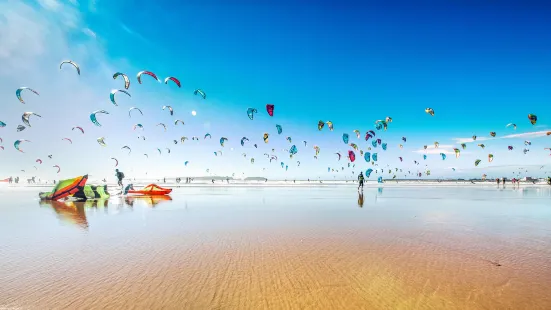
[110,169,551,189]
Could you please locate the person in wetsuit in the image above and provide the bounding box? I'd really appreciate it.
[358,171,365,190]
[115,169,125,187]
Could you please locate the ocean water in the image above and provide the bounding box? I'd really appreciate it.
[1,185,550,309]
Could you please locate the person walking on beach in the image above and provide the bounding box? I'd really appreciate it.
[357,171,365,190]
[496,178,500,186]
[115,169,125,188]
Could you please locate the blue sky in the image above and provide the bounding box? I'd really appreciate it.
[0,0,550,181]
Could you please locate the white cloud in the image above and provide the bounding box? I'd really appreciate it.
[413,148,456,155]
[452,130,550,144]
[453,136,491,144]
[501,130,550,139]
[82,27,96,38]
[38,0,61,11]
[120,23,148,43]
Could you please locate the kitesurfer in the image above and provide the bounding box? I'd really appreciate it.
[357,171,365,190]
[115,169,125,187]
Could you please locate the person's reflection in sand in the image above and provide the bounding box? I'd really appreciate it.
[39,200,88,230]
[357,191,364,208]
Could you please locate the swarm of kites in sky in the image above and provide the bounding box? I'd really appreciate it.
[1,59,549,180]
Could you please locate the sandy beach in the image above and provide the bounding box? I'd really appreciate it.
[1,186,551,309]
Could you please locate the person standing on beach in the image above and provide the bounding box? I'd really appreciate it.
[115,169,125,188]
[357,172,365,190]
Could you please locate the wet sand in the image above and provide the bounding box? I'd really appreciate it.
[1,186,551,309]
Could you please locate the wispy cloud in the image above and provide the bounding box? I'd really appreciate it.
[412,143,461,155]
[82,27,96,38]
[452,130,550,144]
[120,23,148,43]
[413,148,456,155]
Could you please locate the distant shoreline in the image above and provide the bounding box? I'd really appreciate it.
[2,179,549,189]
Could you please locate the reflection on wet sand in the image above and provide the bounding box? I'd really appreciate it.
[40,196,174,228]
[124,195,173,207]
[357,191,364,207]
[4,187,549,309]
[39,200,89,229]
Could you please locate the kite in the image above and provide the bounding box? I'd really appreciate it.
[72,126,84,134]
[263,133,269,143]
[240,137,249,146]
[528,114,537,125]
[317,120,325,131]
[364,152,371,162]
[97,137,107,147]
[247,108,257,120]
[425,108,435,116]
[164,77,181,87]
[453,148,460,158]
[137,70,160,84]
[162,106,174,116]
[266,104,274,116]
[313,145,320,156]
[366,169,373,178]
[53,165,61,174]
[276,124,282,134]
[14,140,30,152]
[17,125,25,132]
[111,158,118,167]
[62,138,72,144]
[194,89,206,99]
[220,137,228,147]
[113,72,130,89]
[174,119,184,126]
[157,123,167,132]
[326,121,334,131]
[110,89,131,106]
[506,123,517,130]
[90,110,109,127]
[59,60,80,75]
[16,87,39,104]
[129,107,143,118]
[22,112,41,127]
[122,146,131,154]
[342,133,349,144]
